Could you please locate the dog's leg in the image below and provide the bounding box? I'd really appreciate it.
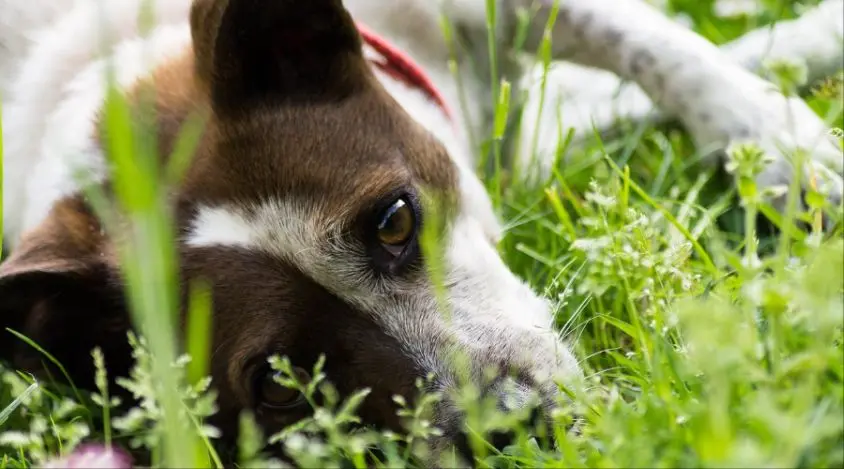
[513,0,843,208]
[518,0,844,176]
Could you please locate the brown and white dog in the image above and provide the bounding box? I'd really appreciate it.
[0,0,842,464]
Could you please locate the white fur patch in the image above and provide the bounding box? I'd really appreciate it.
[186,206,257,249]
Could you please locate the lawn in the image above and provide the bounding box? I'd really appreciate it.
[1,0,843,468]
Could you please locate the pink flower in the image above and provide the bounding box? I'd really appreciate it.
[42,444,132,469]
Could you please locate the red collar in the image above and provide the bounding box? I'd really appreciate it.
[356,22,454,121]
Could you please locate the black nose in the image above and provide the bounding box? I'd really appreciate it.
[452,406,547,466]
[453,431,477,468]
[453,428,516,464]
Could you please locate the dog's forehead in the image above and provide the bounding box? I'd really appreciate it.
[180,87,459,214]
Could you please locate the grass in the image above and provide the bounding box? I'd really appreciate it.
[2,0,843,467]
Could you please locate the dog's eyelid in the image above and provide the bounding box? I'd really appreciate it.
[361,186,419,218]
[347,187,420,235]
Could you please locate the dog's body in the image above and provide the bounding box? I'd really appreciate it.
[1,0,842,463]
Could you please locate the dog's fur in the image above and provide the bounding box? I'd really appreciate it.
[1,0,842,463]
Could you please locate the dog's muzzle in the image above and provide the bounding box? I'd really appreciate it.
[424,375,564,467]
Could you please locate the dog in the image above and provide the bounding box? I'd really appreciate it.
[0,0,842,464]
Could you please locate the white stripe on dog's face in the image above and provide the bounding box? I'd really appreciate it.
[186,196,580,398]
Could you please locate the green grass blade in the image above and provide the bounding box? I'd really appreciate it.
[0,382,38,427]
[4,329,86,408]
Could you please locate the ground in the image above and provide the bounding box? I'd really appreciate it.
[1,0,843,467]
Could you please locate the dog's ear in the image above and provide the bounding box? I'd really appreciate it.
[0,199,133,388]
[191,0,369,113]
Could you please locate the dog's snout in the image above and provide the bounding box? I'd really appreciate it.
[448,395,547,467]
[451,429,517,467]
[431,375,554,466]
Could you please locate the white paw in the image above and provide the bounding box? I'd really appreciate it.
[752,135,844,216]
[725,93,843,215]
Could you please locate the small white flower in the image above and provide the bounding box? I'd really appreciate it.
[0,431,34,447]
[715,0,761,17]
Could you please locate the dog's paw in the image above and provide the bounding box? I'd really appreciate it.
[725,115,844,230]
[704,85,843,224]
[752,142,844,228]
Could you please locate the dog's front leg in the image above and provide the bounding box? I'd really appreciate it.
[518,0,844,177]
[514,0,843,210]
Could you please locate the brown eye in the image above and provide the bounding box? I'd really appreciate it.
[257,367,310,410]
[376,198,416,251]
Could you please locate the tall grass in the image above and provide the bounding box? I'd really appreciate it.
[2,0,844,468]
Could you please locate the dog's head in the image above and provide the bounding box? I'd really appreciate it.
[0,0,581,461]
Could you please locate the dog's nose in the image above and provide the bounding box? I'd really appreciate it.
[445,378,551,465]
[451,406,546,467]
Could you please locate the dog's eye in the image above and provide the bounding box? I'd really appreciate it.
[256,367,310,410]
[376,197,416,254]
